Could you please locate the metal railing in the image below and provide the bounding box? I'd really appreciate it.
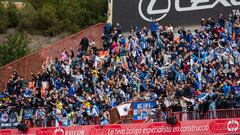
[113,109,240,124]
[170,109,240,121]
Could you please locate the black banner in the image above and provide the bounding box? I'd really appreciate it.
[112,0,240,31]
[0,111,19,129]
[23,108,35,120]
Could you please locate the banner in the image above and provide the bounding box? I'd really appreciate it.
[0,118,240,135]
[23,108,35,120]
[112,0,240,31]
[0,111,19,129]
[133,101,157,120]
[116,103,132,116]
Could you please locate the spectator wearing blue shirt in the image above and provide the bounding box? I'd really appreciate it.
[150,18,158,39]
[222,81,231,98]
[69,83,76,97]
[186,30,194,43]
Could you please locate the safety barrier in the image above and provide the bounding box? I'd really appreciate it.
[0,107,239,130]
[170,109,240,121]
[109,101,240,124]
[20,117,100,129]
[0,23,104,91]
[113,109,240,125]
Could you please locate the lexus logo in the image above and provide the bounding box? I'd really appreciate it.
[227,120,239,132]
[138,0,240,22]
[138,0,171,22]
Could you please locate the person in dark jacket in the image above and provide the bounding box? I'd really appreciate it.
[79,37,89,53]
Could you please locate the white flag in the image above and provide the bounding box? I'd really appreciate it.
[116,103,131,116]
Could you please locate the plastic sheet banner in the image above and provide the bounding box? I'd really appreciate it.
[0,118,240,135]
[23,108,36,120]
[133,101,157,120]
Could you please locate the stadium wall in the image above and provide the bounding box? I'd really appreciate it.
[0,23,104,91]
[0,118,240,135]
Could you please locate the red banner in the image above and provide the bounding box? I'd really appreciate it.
[1,118,240,135]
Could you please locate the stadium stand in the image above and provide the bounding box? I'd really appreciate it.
[0,12,239,131]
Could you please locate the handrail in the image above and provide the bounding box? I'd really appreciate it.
[112,108,240,125]
[114,117,133,124]
[167,108,240,121]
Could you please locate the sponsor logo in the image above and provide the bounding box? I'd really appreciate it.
[227,120,239,132]
[139,0,240,22]
[53,128,85,135]
[54,127,64,135]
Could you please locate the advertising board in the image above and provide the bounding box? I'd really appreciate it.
[112,0,240,31]
[0,118,240,135]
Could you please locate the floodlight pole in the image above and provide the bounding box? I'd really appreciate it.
[108,0,113,23]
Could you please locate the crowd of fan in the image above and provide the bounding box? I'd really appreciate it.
[0,12,240,128]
